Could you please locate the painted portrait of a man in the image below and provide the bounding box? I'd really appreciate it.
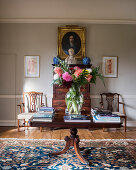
[62,32,81,55]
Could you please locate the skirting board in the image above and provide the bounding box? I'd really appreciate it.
[0,120,17,126]
[0,120,136,127]
[126,121,136,127]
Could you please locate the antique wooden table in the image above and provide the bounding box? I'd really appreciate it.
[30,113,122,165]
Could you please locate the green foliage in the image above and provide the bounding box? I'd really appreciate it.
[72,69,89,87]
[52,76,63,86]
[53,57,105,87]
[90,66,105,86]
[56,58,70,73]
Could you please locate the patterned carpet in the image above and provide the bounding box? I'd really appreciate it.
[0,138,136,170]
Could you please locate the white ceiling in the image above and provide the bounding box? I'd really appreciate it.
[0,0,136,24]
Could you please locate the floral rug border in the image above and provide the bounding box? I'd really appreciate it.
[0,138,136,169]
[0,138,136,160]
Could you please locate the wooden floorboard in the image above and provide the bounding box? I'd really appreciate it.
[52,130,61,139]
[0,127,136,139]
[91,129,104,139]
[60,129,70,140]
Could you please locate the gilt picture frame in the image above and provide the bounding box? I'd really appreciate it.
[58,25,86,60]
[24,55,40,78]
[102,56,118,78]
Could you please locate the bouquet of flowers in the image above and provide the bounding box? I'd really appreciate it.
[53,59,104,114]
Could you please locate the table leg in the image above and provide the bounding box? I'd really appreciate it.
[50,128,90,165]
[51,137,70,156]
[74,139,89,165]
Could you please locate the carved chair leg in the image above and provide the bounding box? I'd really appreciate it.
[40,127,42,132]
[124,117,127,132]
[24,119,26,130]
[18,119,20,132]
[26,121,29,129]
[103,128,108,132]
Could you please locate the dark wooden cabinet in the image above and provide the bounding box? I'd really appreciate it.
[52,64,91,116]
[52,84,91,115]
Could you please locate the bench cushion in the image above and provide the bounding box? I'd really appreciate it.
[17,113,34,120]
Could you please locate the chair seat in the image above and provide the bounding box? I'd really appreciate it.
[17,113,35,120]
[112,112,126,117]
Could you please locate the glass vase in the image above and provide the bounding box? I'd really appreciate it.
[65,85,84,115]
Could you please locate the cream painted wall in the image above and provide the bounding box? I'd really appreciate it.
[0,0,136,21]
[0,23,136,126]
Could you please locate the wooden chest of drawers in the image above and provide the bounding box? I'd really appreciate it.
[52,84,91,115]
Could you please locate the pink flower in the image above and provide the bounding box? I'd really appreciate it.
[74,69,83,77]
[86,74,92,82]
[74,66,80,70]
[62,72,73,82]
[54,67,63,77]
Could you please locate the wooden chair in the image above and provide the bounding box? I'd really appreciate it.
[17,91,45,132]
[100,93,127,132]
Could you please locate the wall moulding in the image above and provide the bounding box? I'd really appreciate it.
[0,18,136,24]
[1,94,136,99]
[0,95,22,99]
[90,95,136,99]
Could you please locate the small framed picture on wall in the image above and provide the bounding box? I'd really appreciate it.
[102,56,118,78]
[24,55,40,78]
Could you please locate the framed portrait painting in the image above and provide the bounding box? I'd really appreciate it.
[102,56,118,78]
[24,55,40,78]
[58,25,85,59]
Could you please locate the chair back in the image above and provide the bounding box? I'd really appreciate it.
[100,93,120,112]
[23,91,43,112]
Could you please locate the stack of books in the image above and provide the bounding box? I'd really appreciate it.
[33,107,55,122]
[39,107,55,113]
[91,108,120,123]
[64,114,91,122]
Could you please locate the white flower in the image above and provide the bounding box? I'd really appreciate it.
[66,93,70,98]
[54,74,59,80]
[87,68,92,73]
